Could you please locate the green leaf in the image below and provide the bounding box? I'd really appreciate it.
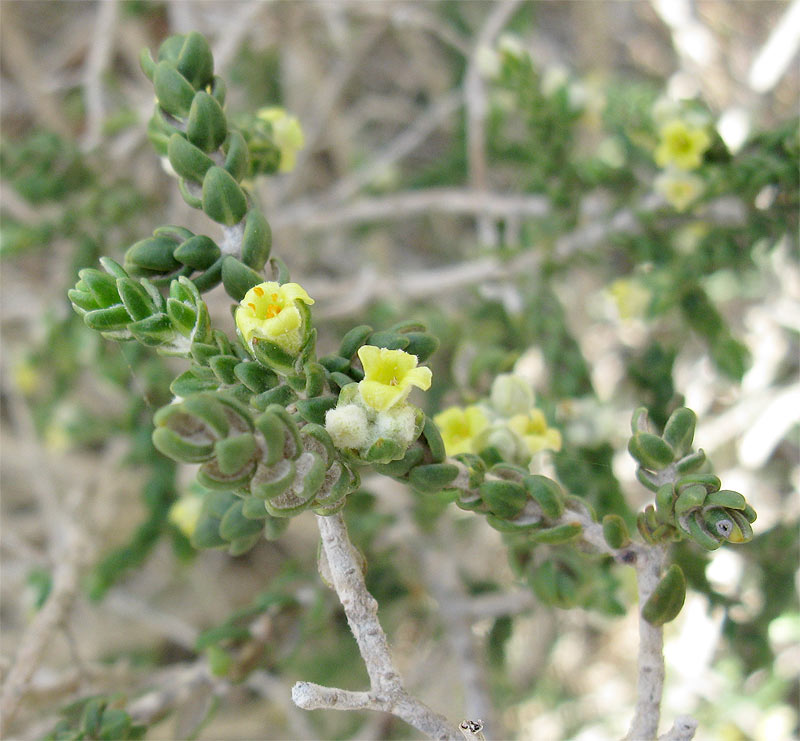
[251,384,297,411]
[338,325,373,359]
[403,331,439,362]
[85,305,131,332]
[166,297,197,335]
[628,432,674,470]
[79,267,120,307]
[216,433,257,475]
[223,131,250,181]
[233,361,278,393]
[523,475,564,520]
[249,337,295,375]
[125,235,182,274]
[479,480,527,519]
[364,438,404,463]
[242,497,268,520]
[153,427,214,463]
[662,407,696,456]
[116,278,154,321]
[295,396,338,426]
[153,61,196,117]
[240,208,271,270]
[202,166,247,226]
[173,235,220,270]
[529,522,582,544]
[642,564,686,625]
[186,92,227,152]
[176,31,214,89]
[408,463,459,493]
[250,459,296,500]
[421,415,446,463]
[602,514,631,549]
[219,500,263,541]
[209,354,239,384]
[221,255,263,301]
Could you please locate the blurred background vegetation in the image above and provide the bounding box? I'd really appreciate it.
[1,1,798,739]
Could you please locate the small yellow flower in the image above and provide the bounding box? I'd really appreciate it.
[608,278,651,320]
[357,346,432,411]
[508,409,562,455]
[169,495,203,538]
[235,281,314,355]
[13,359,40,395]
[434,405,490,456]
[654,119,710,171]
[257,107,305,173]
[654,170,704,212]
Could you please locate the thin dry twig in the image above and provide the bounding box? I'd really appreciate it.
[658,716,698,741]
[422,536,498,734]
[0,490,90,735]
[626,545,668,740]
[464,0,525,246]
[446,458,690,741]
[81,0,118,152]
[273,187,549,234]
[277,18,387,202]
[292,512,462,741]
[323,91,462,205]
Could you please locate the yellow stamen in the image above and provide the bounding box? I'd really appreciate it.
[253,285,264,297]
[247,302,256,312]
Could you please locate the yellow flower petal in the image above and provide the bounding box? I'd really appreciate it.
[359,379,407,412]
[356,346,432,411]
[236,281,314,354]
[508,409,561,455]
[654,119,710,171]
[256,107,305,173]
[434,405,489,456]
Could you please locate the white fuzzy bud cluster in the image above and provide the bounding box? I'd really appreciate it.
[325,383,422,459]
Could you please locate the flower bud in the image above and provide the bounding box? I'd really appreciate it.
[325,404,369,450]
[490,373,534,417]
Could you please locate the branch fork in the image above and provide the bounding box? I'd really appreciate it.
[292,511,462,740]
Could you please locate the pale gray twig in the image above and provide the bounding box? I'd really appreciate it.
[422,533,497,733]
[81,0,118,152]
[464,0,524,246]
[626,545,668,740]
[445,458,689,741]
[272,187,549,233]
[324,91,462,204]
[658,715,698,741]
[102,589,199,651]
[0,490,90,736]
[345,1,471,56]
[212,1,264,73]
[277,20,387,202]
[292,512,461,740]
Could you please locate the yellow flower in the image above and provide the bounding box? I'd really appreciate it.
[434,405,490,456]
[654,119,710,170]
[654,170,704,212]
[357,346,432,411]
[608,278,651,319]
[235,281,314,355]
[257,107,305,173]
[169,495,203,538]
[13,359,40,395]
[508,409,562,455]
